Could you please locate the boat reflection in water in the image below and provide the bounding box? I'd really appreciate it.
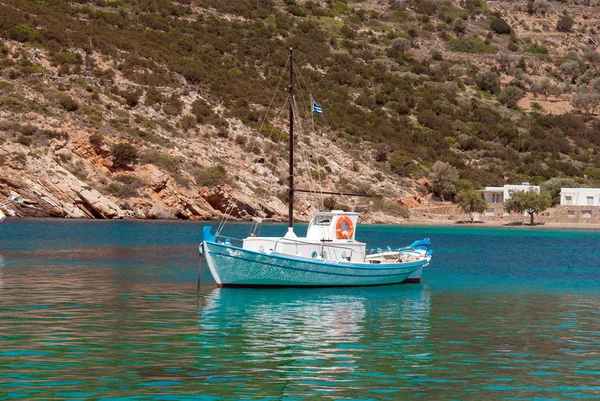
[0,254,4,290]
[197,287,432,394]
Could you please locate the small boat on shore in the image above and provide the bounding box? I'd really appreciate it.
[199,49,432,288]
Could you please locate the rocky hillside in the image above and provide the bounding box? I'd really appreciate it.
[0,0,599,221]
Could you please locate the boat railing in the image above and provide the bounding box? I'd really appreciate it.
[366,238,432,255]
[366,246,412,255]
[272,237,363,261]
[213,235,245,248]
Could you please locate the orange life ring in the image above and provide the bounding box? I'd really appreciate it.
[336,215,354,239]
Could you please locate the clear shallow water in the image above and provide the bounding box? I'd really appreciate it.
[1,220,600,400]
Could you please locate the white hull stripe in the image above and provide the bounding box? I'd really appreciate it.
[207,241,426,271]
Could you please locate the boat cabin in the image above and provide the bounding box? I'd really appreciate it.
[306,210,360,242]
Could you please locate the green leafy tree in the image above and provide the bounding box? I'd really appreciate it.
[556,15,575,32]
[532,0,550,16]
[456,189,487,222]
[498,85,524,108]
[476,70,501,94]
[504,190,551,225]
[430,161,458,202]
[541,177,579,205]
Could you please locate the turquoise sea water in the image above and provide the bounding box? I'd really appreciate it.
[1,220,600,400]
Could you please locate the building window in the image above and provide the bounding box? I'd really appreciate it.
[588,196,594,206]
[568,210,575,218]
[565,195,572,205]
[583,210,592,218]
[485,207,495,216]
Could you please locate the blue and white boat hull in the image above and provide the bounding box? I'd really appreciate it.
[201,241,428,287]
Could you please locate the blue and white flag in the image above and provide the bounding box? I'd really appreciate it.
[312,99,323,114]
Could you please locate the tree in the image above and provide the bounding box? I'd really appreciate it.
[541,177,579,205]
[572,84,600,114]
[498,85,524,108]
[430,161,459,202]
[504,190,551,225]
[476,70,501,94]
[532,0,550,16]
[390,38,411,55]
[531,78,551,98]
[559,60,581,83]
[456,189,487,222]
[556,15,575,32]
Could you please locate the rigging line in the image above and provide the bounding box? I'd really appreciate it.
[296,101,325,200]
[246,59,290,158]
[291,67,326,209]
[261,94,292,180]
[215,203,230,236]
[255,56,289,137]
[319,111,371,200]
[216,202,235,236]
[291,96,323,207]
[294,66,331,208]
[250,94,288,162]
[218,59,291,231]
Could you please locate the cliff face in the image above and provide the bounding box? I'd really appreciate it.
[1,0,600,221]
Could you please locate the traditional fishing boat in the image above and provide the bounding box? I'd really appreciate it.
[199,49,432,288]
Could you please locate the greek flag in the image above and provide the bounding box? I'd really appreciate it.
[312,99,323,114]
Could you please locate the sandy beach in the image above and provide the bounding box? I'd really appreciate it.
[403,218,600,230]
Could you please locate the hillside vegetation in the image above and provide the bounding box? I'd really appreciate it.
[0,0,600,220]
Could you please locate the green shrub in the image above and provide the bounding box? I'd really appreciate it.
[498,85,524,108]
[89,133,103,148]
[476,70,501,94]
[526,43,549,57]
[57,92,79,112]
[140,151,180,173]
[412,0,438,16]
[449,36,497,54]
[389,155,416,177]
[9,24,42,43]
[106,181,138,198]
[163,94,183,116]
[16,135,31,146]
[490,17,511,34]
[111,142,138,164]
[556,15,574,32]
[194,165,227,187]
[370,196,409,218]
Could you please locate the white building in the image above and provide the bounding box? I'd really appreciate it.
[482,183,540,204]
[560,188,600,206]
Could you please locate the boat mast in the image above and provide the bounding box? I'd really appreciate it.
[288,47,294,229]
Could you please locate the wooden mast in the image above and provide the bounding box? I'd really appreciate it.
[288,48,294,229]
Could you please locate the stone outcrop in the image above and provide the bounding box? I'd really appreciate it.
[77,189,124,219]
[201,185,287,220]
[146,202,176,219]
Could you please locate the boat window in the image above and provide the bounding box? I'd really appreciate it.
[316,217,331,225]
